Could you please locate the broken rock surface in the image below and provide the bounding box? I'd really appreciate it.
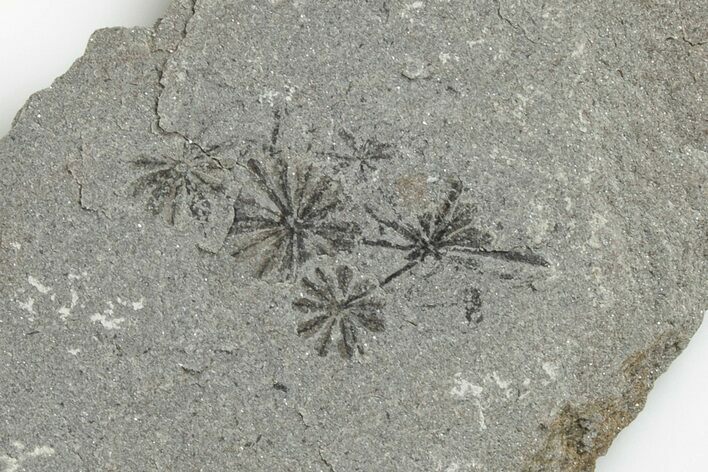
[1,1,706,471]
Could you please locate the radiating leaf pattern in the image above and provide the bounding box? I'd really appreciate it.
[130,141,228,225]
[294,264,386,358]
[125,111,550,360]
[364,179,549,285]
[325,129,395,180]
[227,157,359,280]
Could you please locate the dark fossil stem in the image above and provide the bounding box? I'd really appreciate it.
[451,247,549,267]
[380,260,420,287]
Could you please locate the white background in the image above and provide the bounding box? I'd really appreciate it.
[0,2,706,470]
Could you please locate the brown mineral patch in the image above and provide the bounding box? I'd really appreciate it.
[523,330,688,472]
[394,174,429,208]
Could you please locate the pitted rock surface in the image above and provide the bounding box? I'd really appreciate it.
[1,1,706,470]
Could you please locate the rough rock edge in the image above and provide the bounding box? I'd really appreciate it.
[7,1,197,210]
[3,0,193,140]
[523,328,694,471]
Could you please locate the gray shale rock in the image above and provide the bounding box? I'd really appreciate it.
[1,1,706,471]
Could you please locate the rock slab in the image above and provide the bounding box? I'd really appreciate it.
[1,1,706,470]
